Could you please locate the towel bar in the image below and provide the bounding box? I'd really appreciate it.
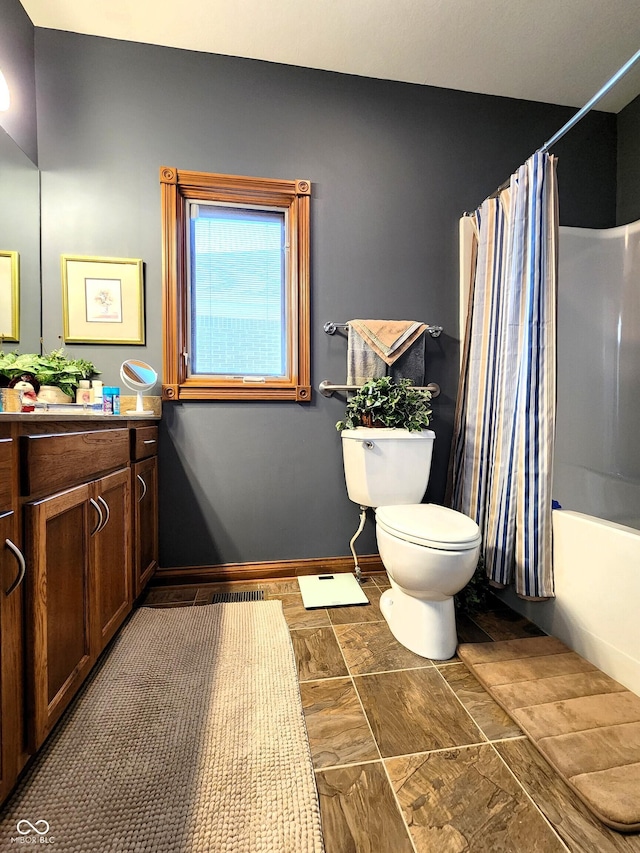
[323,321,443,338]
[319,380,440,398]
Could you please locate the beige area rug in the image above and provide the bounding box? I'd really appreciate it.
[1,602,325,852]
[458,636,640,833]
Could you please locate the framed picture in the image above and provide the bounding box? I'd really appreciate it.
[0,250,19,342]
[62,255,145,344]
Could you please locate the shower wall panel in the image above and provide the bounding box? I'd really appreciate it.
[554,220,640,528]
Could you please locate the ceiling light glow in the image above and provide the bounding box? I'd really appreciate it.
[0,70,10,111]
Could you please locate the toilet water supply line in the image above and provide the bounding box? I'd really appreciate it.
[349,506,368,583]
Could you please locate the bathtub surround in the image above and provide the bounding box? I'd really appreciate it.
[554,218,640,529]
[449,152,558,599]
[0,601,325,852]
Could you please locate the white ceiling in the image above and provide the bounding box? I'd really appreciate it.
[19,0,640,113]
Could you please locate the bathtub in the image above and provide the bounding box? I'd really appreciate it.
[498,509,640,696]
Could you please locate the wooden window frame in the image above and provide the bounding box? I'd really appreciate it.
[160,167,311,401]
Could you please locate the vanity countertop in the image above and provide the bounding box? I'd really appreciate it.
[0,394,162,421]
[0,412,160,422]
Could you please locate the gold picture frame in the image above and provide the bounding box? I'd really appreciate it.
[62,254,145,345]
[0,250,19,342]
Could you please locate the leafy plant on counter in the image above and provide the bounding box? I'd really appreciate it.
[0,349,99,398]
[335,376,432,432]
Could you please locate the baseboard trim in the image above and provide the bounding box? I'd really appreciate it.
[154,554,385,586]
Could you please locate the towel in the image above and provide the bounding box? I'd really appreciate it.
[347,324,386,385]
[349,320,428,366]
[389,334,426,386]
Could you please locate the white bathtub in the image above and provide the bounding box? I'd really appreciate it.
[499,509,640,696]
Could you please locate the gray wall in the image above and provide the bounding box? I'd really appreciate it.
[0,0,36,164]
[33,30,618,568]
[617,93,640,224]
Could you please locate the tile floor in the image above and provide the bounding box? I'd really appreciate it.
[142,577,640,853]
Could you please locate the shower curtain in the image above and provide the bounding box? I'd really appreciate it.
[449,151,558,599]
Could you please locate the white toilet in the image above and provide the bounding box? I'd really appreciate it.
[341,427,481,659]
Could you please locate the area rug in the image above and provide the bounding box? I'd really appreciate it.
[0,602,325,852]
[458,635,640,833]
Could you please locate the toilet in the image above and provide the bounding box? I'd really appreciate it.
[341,427,481,659]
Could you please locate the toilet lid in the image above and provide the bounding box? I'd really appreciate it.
[376,504,481,551]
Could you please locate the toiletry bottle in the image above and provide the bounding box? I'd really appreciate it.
[102,387,114,414]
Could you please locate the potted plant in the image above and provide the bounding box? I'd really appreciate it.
[0,348,99,401]
[336,376,432,432]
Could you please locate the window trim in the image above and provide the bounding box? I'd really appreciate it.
[160,167,311,401]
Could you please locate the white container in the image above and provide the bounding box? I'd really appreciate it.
[37,385,73,404]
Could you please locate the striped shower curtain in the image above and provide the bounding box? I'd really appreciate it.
[449,151,558,599]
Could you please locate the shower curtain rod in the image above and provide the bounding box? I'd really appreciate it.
[540,47,640,152]
[469,47,640,211]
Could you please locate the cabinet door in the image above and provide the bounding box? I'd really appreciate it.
[0,437,14,513]
[25,484,93,749]
[133,456,158,597]
[0,512,25,803]
[91,468,132,654]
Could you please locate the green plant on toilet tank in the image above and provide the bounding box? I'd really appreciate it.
[0,349,99,398]
[335,377,432,432]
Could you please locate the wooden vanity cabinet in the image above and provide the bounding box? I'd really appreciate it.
[0,510,25,803]
[0,430,26,803]
[21,425,133,750]
[25,484,94,747]
[131,426,158,598]
[0,417,159,783]
[91,468,132,654]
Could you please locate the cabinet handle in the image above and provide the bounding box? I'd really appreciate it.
[97,495,110,531]
[5,539,26,596]
[143,439,156,445]
[89,498,103,535]
[137,474,147,502]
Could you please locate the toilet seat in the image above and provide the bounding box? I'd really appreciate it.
[376,503,481,551]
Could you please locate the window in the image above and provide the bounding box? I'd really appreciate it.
[160,167,311,401]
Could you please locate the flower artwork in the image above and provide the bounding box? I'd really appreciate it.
[85,278,122,323]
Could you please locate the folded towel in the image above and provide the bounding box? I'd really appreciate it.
[389,335,426,386]
[350,320,428,366]
[351,320,422,357]
[347,325,386,385]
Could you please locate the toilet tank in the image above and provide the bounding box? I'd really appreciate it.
[340,427,435,507]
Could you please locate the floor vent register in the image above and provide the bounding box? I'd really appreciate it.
[210,590,266,603]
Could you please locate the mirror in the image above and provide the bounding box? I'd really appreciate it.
[120,359,158,414]
[0,125,40,351]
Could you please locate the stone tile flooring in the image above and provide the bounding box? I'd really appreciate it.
[141,577,640,853]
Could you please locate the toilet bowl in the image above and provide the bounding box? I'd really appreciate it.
[340,428,481,660]
[376,504,481,659]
